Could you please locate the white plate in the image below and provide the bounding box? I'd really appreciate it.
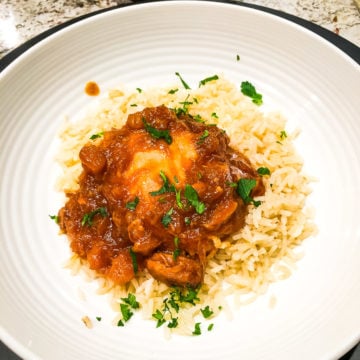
[0,2,359,359]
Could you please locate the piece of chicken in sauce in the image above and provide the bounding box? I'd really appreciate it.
[58,105,264,288]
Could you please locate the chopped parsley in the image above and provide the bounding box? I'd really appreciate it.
[161,207,174,227]
[89,131,104,140]
[236,178,261,207]
[142,117,172,144]
[241,81,263,105]
[257,167,271,176]
[175,72,191,89]
[168,88,179,94]
[125,196,139,211]
[197,129,209,145]
[130,103,137,107]
[192,114,205,123]
[129,248,138,274]
[211,112,219,119]
[208,323,214,331]
[175,95,193,116]
[192,322,201,335]
[81,207,108,226]
[200,305,214,319]
[96,317,102,321]
[175,189,183,209]
[136,87,142,93]
[236,54,240,61]
[150,170,175,196]
[118,293,140,325]
[49,214,59,224]
[121,293,140,309]
[120,303,133,322]
[152,287,200,329]
[280,130,288,140]
[173,236,180,261]
[184,217,191,225]
[199,74,219,87]
[184,184,206,214]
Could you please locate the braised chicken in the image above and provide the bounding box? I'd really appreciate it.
[58,105,264,287]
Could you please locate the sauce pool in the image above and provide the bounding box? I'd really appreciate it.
[85,81,100,96]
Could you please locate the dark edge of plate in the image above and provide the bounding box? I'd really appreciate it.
[0,1,359,360]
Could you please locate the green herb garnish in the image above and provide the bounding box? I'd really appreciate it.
[175,95,193,117]
[161,207,173,227]
[81,207,108,226]
[184,217,191,225]
[236,54,240,61]
[200,305,214,319]
[121,293,140,309]
[142,117,172,144]
[168,88,179,94]
[208,323,214,331]
[192,322,201,335]
[96,317,102,321]
[136,87,142,93]
[125,196,139,211]
[129,248,138,274]
[197,129,209,144]
[236,178,261,207]
[150,170,175,196]
[280,130,287,140]
[211,112,219,119]
[173,236,180,261]
[175,72,191,89]
[49,215,59,224]
[184,184,206,214]
[241,81,263,105]
[257,167,271,176]
[199,74,219,87]
[175,189,183,209]
[89,131,104,140]
[117,319,124,327]
[120,303,133,322]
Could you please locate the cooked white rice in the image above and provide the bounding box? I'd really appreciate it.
[57,76,317,335]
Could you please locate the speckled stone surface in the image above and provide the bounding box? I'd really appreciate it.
[0,0,359,59]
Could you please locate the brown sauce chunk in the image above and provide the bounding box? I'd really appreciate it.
[58,105,264,287]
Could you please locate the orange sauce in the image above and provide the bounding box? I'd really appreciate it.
[85,81,100,96]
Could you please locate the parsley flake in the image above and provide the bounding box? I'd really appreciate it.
[211,112,219,119]
[161,207,174,228]
[200,305,214,319]
[173,236,180,261]
[197,129,209,145]
[198,74,219,87]
[168,88,179,94]
[125,196,139,211]
[184,184,206,214]
[208,323,214,331]
[136,87,142,93]
[49,214,59,224]
[81,207,108,226]
[121,293,140,309]
[280,130,288,140]
[129,248,138,274]
[142,117,172,144]
[236,178,261,207]
[257,167,271,176]
[192,322,201,335]
[96,316,102,321]
[236,54,240,61]
[89,131,104,140]
[120,303,133,322]
[175,72,191,89]
[241,81,263,105]
[117,319,124,327]
[150,170,175,196]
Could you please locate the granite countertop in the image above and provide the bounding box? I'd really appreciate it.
[0,0,359,59]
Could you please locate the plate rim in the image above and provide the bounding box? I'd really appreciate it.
[0,0,359,73]
[0,1,359,360]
